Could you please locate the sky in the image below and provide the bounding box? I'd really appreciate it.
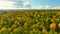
[0,0,60,9]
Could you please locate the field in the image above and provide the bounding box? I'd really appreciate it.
[0,10,60,34]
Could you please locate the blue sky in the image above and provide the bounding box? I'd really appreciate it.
[22,0,60,6]
[0,0,60,9]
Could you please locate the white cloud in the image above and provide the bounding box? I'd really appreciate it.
[45,5,50,9]
[39,6,43,9]
[0,1,17,9]
[30,5,60,9]
[31,5,50,9]
[0,0,31,9]
[52,7,60,9]
[31,6,43,9]
[0,0,60,9]
[24,1,30,5]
